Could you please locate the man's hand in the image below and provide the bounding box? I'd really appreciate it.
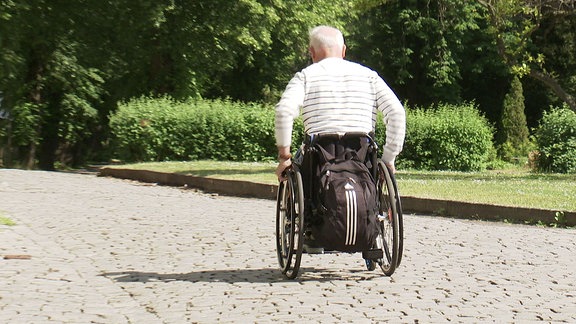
[276,158,292,182]
[385,161,396,174]
[276,146,292,182]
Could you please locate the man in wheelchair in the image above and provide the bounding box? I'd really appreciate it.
[275,25,406,255]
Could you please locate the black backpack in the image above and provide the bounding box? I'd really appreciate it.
[309,135,380,253]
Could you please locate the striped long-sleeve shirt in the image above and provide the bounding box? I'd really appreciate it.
[275,57,406,163]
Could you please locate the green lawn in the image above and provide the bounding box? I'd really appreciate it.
[109,161,576,212]
[397,170,575,212]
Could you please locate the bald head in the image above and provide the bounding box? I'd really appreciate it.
[308,25,346,63]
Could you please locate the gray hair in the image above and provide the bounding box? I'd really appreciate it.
[309,25,345,50]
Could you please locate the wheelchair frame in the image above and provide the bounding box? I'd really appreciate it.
[275,133,404,279]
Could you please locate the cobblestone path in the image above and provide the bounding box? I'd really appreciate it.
[1,169,575,323]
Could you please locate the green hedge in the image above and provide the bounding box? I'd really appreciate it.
[395,103,495,171]
[109,97,494,171]
[109,97,304,162]
[534,106,576,173]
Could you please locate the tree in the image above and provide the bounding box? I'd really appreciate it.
[499,76,531,161]
[0,0,199,169]
[0,1,279,168]
[348,0,486,105]
[206,0,357,103]
[1,1,103,169]
[478,0,576,112]
[2,0,573,169]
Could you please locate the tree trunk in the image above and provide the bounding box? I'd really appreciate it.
[6,123,11,167]
[26,54,44,169]
[528,69,576,112]
[25,142,36,170]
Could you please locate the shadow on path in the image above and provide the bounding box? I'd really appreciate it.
[102,268,384,284]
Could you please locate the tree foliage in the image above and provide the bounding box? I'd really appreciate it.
[0,0,354,169]
[0,0,575,170]
[0,1,106,168]
[478,0,576,112]
[349,0,486,105]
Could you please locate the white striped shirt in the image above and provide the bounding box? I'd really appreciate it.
[275,57,406,163]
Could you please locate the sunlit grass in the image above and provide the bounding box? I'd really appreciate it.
[0,213,16,226]
[109,161,576,211]
[397,169,576,211]
[117,160,278,183]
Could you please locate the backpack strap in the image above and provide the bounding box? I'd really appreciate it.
[314,134,372,163]
[316,144,336,163]
[357,139,370,162]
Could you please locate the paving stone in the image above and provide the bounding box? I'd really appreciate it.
[0,169,575,323]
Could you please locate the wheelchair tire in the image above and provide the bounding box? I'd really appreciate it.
[275,169,305,279]
[389,165,404,267]
[374,161,403,276]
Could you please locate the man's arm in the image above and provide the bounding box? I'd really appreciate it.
[275,72,305,149]
[275,72,305,181]
[374,76,406,172]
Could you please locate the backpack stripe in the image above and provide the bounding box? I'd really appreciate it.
[345,185,358,245]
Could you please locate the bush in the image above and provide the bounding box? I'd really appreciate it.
[392,103,495,171]
[109,96,287,162]
[533,106,576,173]
[110,98,495,170]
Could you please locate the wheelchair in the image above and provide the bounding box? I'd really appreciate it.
[275,133,404,279]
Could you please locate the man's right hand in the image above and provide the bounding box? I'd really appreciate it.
[276,158,292,182]
[385,161,396,174]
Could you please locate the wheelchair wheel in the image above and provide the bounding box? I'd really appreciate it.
[275,169,305,279]
[374,160,404,276]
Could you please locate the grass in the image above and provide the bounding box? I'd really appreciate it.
[114,161,278,183]
[397,169,575,212]
[107,160,576,212]
[0,213,16,226]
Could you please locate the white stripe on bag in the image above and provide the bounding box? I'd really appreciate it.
[345,184,358,246]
